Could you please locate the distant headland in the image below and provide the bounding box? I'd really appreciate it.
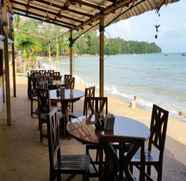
[76,32,161,55]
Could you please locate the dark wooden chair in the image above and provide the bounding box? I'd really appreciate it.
[37,88,50,143]
[65,77,75,89]
[47,108,90,181]
[85,97,108,177]
[86,96,108,117]
[70,86,95,119]
[30,76,40,117]
[64,74,72,83]
[31,77,49,117]
[99,137,145,181]
[64,77,75,113]
[130,104,169,181]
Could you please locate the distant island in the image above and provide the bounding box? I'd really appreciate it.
[76,32,161,55]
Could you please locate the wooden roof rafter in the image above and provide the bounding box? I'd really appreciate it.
[31,0,93,17]
[26,0,32,15]
[15,11,73,29]
[71,0,105,10]
[76,0,131,30]
[13,7,76,29]
[53,0,104,21]
[12,0,83,25]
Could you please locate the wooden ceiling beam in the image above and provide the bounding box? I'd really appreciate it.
[54,0,102,20]
[13,7,76,29]
[26,0,32,14]
[70,0,105,10]
[14,11,72,29]
[54,0,70,20]
[77,0,132,30]
[12,0,83,23]
[30,0,93,17]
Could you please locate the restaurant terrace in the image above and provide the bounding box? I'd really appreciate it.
[0,0,186,181]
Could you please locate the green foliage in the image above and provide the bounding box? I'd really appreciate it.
[14,15,161,62]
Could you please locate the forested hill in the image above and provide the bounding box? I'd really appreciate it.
[76,33,161,55]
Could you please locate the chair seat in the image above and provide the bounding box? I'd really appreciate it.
[69,112,84,119]
[132,146,160,164]
[39,107,58,121]
[31,96,38,100]
[57,154,90,173]
[39,113,48,121]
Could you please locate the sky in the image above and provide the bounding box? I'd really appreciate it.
[106,0,186,53]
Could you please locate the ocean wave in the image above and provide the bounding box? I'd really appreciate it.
[75,74,154,110]
[74,75,186,121]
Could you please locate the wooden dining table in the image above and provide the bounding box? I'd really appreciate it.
[49,89,84,135]
[67,116,150,180]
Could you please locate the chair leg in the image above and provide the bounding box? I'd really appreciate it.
[83,174,89,181]
[31,99,38,118]
[147,165,151,181]
[57,173,61,181]
[39,122,43,143]
[129,164,133,175]
[157,166,162,181]
[31,99,33,116]
[40,132,43,143]
[50,172,55,181]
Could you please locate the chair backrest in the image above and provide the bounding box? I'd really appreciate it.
[47,108,61,172]
[30,77,38,97]
[36,78,49,90]
[39,70,45,75]
[64,74,72,83]
[37,88,50,114]
[65,77,75,89]
[86,97,108,118]
[48,70,55,73]
[53,72,62,81]
[148,104,169,159]
[83,86,95,115]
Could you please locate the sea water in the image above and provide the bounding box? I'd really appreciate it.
[44,53,186,119]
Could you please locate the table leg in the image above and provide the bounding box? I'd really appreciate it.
[139,141,145,181]
[61,101,69,136]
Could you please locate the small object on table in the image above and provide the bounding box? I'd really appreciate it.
[104,113,115,131]
[56,88,60,97]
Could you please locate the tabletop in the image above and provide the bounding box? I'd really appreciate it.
[67,116,150,144]
[49,89,84,101]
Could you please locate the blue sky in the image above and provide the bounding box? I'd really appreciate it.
[106,1,186,53]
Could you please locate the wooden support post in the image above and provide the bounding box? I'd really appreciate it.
[2,69,5,103]
[3,0,11,125]
[12,15,16,97]
[48,42,51,61]
[99,17,104,97]
[12,41,16,97]
[4,35,11,126]
[69,30,73,76]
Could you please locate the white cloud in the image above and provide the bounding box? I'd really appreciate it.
[104,1,186,53]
